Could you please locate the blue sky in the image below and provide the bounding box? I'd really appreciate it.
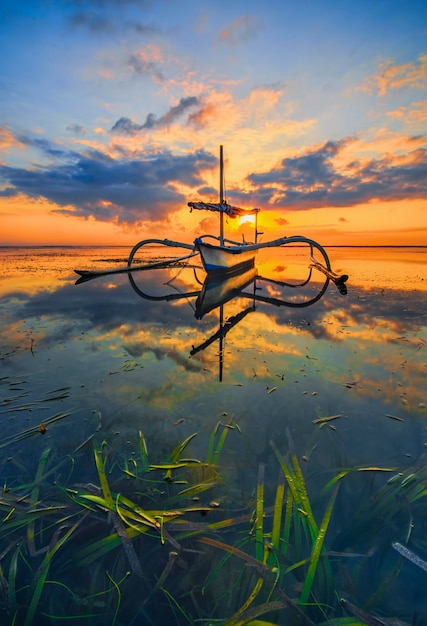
[0,0,426,245]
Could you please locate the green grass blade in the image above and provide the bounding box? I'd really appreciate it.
[213,425,229,464]
[207,421,230,465]
[138,430,149,471]
[207,421,222,464]
[291,454,318,541]
[299,485,339,604]
[270,441,315,550]
[24,518,82,626]
[161,586,193,624]
[281,488,293,557]
[231,577,265,623]
[106,571,121,626]
[28,447,50,554]
[78,493,112,510]
[225,601,285,626]
[148,461,202,470]
[176,480,219,498]
[169,432,199,462]
[270,441,296,496]
[255,464,265,563]
[198,537,316,626]
[7,545,20,615]
[94,446,114,508]
[271,471,285,551]
[323,466,395,491]
[116,493,160,528]
[94,447,144,576]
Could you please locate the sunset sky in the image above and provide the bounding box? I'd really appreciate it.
[1,0,426,246]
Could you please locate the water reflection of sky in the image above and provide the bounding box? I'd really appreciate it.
[1,247,426,457]
[1,246,426,620]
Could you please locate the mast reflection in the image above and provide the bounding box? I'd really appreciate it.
[127,262,345,381]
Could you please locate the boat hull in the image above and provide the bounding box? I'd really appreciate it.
[195,265,257,319]
[195,239,257,273]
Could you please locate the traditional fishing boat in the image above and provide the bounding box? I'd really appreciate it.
[189,223,259,274]
[75,146,348,288]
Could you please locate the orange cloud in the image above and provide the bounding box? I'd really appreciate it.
[0,126,25,153]
[334,128,425,164]
[248,84,285,109]
[275,217,290,226]
[387,99,427,124]
[361,54,427,96]
[188,102,218,128]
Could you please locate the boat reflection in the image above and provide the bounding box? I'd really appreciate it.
[127,262,345,381]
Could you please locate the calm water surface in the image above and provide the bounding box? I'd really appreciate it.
[0,245,426,625]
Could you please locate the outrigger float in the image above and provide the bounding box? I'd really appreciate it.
[75,146,348,290]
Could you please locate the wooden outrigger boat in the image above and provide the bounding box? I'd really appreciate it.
[75,146,348,289]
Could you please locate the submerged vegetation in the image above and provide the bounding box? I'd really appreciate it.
[1,415,427,626]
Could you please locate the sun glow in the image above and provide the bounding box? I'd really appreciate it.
[238,214,256,226]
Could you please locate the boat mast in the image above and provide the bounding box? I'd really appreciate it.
[218,305,224,382]
[219,145,224,245]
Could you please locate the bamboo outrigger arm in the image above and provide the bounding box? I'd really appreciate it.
[309,256,348,294]
[74,238,199,284]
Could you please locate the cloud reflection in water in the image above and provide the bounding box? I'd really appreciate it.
[1,248,425,466]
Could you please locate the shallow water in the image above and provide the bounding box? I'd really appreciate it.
[0,245,426,625]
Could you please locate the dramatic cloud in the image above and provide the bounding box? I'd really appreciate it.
[2,128,426,227]
[111,97,202,135]
[246,138,427,209]
[0,138,217,224]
